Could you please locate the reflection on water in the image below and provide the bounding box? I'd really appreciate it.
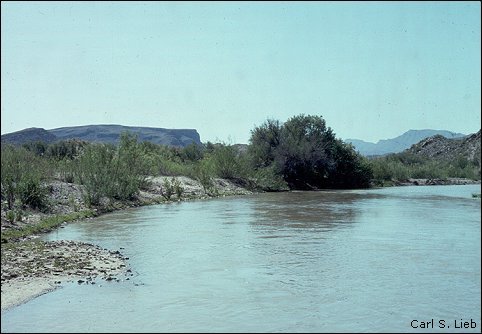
[253,191,361,225]
[2,185,480,333]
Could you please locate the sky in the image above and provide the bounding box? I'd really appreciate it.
[1,1,480,144]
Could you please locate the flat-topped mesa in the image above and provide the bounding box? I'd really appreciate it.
[49,125,201,147]
[2,125,202,147]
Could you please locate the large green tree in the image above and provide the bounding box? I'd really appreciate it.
[248,114,372,189]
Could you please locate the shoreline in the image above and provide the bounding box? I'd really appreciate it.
[2,277,60,311]
[375,177,481,187]
[1,175,254,311]
[1,239,130,311]
[393,177,481,186]
[1,176,479,311]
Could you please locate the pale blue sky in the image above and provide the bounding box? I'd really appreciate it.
[1,1,480,143]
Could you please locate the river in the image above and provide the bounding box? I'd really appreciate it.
[1,185,481,333]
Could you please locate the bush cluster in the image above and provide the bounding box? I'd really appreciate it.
[0,114,382,216]
[74,133,150,206]
[11,114,477,214]
[1,146,49,211]
[369,151,480,184]
[248,114,372,189]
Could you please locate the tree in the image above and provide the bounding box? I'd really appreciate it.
[247,114,372,190]
[326,140,372,188]
[248,118,282,169]
[276,114,335,189]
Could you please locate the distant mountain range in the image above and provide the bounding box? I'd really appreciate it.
[1,126,475,157]
[346,129,466,156]
[1,125,201,147]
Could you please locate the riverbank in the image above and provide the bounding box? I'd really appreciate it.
[1,175,253,311]
[2,176,479,311]
[395,177,481,186]
[3,183,480,333]
[1,240,128,311]
[376,177,481,187]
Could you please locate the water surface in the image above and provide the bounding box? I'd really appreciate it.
[2,185,480,332]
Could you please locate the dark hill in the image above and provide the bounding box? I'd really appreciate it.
[1,127,57,145]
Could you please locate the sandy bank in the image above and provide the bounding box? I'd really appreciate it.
[2,277,63,311]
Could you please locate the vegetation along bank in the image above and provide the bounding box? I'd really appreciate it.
[1,114,480,310]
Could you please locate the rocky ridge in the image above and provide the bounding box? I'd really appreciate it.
[407,129,481,163]
[347,129,466,156]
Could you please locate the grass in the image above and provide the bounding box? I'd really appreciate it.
[1,209,95,243]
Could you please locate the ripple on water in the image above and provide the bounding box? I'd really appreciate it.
[2,185,480,333]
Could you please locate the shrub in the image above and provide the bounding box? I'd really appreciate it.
[210,144,240,179]
[181,143,204,162]
[252,166,289,191]
[57,159,76,183]
[75,143,116,206]
[160,178,175,200]
[5,210,15,223]
[111,132,147,200]
[75,132,150,205]
[22,141,48,156]
[173,179,184,199]
[46,140,86,160]
[369,151,481,184]
[1,145,49,210]
[17,176,49,211]
[160,177,184,200]
[193,160,217,195]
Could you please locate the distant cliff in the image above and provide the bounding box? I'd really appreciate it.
[1,125,201,147]
[346,129,466,156]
